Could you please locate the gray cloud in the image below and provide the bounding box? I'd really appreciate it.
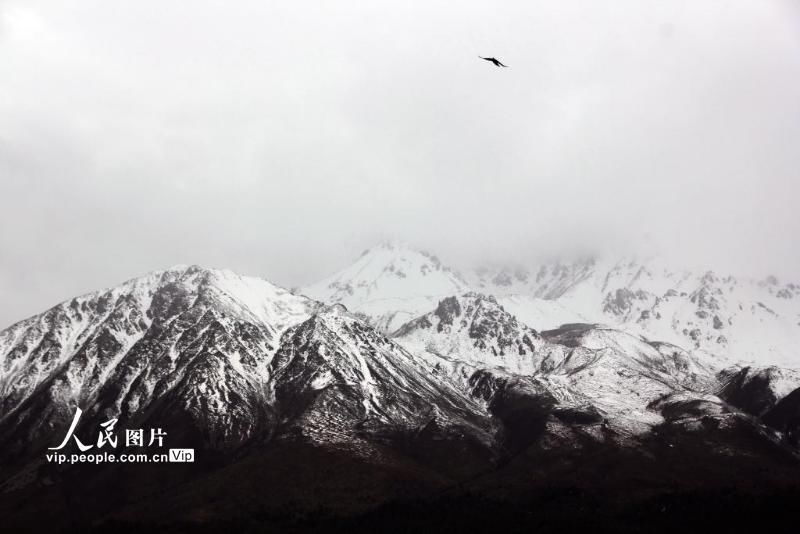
[1,0,799,327]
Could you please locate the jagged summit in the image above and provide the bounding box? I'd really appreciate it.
[2,264,311,332]
[393,292,543,378]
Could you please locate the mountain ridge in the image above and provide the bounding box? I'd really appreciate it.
[2,258,800,531]
[302,243,800,368]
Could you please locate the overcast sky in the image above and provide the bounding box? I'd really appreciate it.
[1,0,799,327]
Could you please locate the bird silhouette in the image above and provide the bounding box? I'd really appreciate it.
[479,56,508,68]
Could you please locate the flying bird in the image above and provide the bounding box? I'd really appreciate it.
[479,56,508,68]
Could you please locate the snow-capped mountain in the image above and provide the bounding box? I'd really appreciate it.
[0,265,319,453]
[305,243,800,368]
[476,256,800,367]
[0,264,499,460]
[302,241,471,333]
[495,260,800,366]
[301,242,590,336]
[394,293,716,436]
[3,262,800,531]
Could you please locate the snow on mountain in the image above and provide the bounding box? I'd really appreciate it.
[301,241,471,333]
[304,244,800,367]
[474,256,800,368]
[393,294,717,436]
[494,294,588,331]
[3,260,800,508]
[269,304,497,452]
[0,265,318,451]
[538,324,717,435]
[393,293,544,379]
[472,256,693,300]
[0,264,500,461]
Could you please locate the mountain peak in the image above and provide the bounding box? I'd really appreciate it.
[0,265,321,452]
[302,242,470,332]
[269,301,496,449]
[394,292,542,379]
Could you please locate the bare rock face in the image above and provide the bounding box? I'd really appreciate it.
[603,287,649,317]
[394,293,541,376]
[433,295,462,330]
